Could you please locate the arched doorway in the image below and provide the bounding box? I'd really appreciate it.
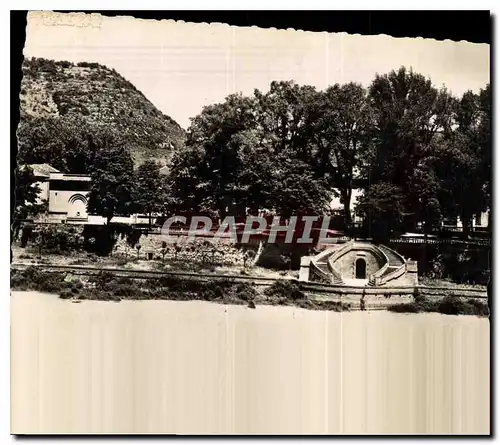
[355,258,366,279]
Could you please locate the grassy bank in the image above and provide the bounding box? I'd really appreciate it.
[11,267,489,316]
[388,293,489,317]
[10,267,349,312]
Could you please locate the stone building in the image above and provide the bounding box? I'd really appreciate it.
[299,240,418,287]
[30,164,91,223]
[28,164,151,226]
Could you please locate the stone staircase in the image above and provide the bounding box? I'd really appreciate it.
[379,245,404,267]
[308,242,408,287]
[368,245,406,286]
[315,260,344,285]
[309,244,347,285]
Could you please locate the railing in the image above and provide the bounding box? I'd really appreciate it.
[309,259,333,284]
[378,263,407,285]
[325,242,356,284]
[370,263,389,285]
[327,240,355,264]
[378,244,405,266]
[326,260,344,284]
[389,237,490,246]
[373,245,407,285]
[364,244,390,285]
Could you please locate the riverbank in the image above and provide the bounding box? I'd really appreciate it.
[11,290,490,434]
[10,265,489,316]
[10,266,349,312]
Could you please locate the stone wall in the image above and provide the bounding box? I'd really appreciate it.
[112,232,258,266]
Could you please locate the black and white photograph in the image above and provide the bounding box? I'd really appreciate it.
[10,10,491,435]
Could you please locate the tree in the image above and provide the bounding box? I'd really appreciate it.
[170,93,259,217]
[170,82,336,219]
[355,182,406,242]
[133,160,168,227]
[477,84,491,231]
[253,81,319,162]
[366,67,456,233]
[12,166,45,238]
[253,81,332,217]
[273,158,330,218]
[17,116,94,173]
[313,83,374,228]
[87,145,135,224]
[435,88,490,238]
[17,116,130,174]
[168,145,208,214]
[228,129,277,214]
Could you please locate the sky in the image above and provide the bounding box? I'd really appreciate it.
[23,11,490,130]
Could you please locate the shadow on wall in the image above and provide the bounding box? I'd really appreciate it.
[256,242,313,270]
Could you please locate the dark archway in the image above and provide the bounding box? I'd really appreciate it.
[355,258,366,279]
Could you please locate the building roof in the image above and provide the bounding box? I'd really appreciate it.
[28,163,60,178]
[49,172,91,182]
[159,165,170,176]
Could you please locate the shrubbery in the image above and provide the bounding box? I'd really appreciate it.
[32,225,85,254]
[265,279,305,301]
[11,267,343,312]
[388,294,489,317]
[11,266,69,294]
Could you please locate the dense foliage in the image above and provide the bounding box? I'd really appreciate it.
[12,166,45,237]
[16,60,490,243]
[169,70,490,241]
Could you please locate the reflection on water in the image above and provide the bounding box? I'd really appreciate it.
[11,291,490,435]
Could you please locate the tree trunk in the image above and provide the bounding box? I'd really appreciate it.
[462,215,472,239]
[342,189,352,230]
[217,200,227,220]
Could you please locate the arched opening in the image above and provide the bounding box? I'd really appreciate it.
[68,194,88,218]
[355,258,366,279]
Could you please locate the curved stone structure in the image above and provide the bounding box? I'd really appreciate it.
[299,241,418,287]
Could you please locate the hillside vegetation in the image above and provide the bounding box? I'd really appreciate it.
[17,57,186,168]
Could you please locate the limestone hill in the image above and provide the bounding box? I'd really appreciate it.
[17,57,186,167]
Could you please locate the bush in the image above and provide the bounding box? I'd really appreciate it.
[438,296,489,316]
[231,283,257,302]
[201,280,234,301]
[389,295,489,317]
[265,279,305,301]
[93,270,115,291]
[35,225,85,253]
[59,60,73,69]
[109,282,141,298]
[59,289,73,299]
[10,267,68,294]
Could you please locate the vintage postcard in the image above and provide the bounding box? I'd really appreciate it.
[11,11,491,435]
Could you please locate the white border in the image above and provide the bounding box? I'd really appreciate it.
[3,5,496,443]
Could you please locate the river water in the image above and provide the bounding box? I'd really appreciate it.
[11,291,490,435]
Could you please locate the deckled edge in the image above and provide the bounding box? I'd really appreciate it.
[27,10,487,46]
